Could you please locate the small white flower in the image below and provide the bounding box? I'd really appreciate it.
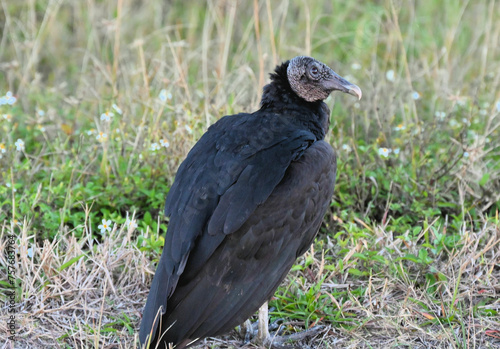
[150,143,160,151]
[479,109,487,116]
[96,132,107,141]
[393,148,400,155]
[351,63,361,70]
[3,114,12,122]
[159,89,167,102]
[160,139,170,148]
[0,96,6,105]
[15,139,24,151]
[6,182,16,192]
[435,111,446,120]
[411,91,420,100]
[353,102,360,109]
[449,119,459,127]
[37,109,45,116]
[394,124,406,131]
[5,91,16,105]
[125,217,138,229]
[37,125,46,132]
[185,125,193,134]
[139,154,143,160]
[98,219,112,233]
[100,111,114,121]
[87,129,95,136]
[386,70,395,82]
[159,89,172,102]
[27,247,34,258]
[457,99,466,107]
[342,144,351,152]
[112,104,123,115]
[496,101,500,112]
[0,143,6,153]
[378,147,390,157]
[462,117,471,126]
[463,151,469,158]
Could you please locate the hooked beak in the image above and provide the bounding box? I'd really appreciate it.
[324,69,362,100]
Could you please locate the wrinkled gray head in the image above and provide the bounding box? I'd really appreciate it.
[287,56,362,102]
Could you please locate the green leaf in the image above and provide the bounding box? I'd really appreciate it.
[352,252,367,260]
[0,280,13,288]
[479,173,490,186]
[400,254,420,264]
[348,268,369,276]
[144,211,153,224]
[58,254,85,271]
[412,226,422,236]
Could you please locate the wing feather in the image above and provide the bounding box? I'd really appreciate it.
[139,113,316,344]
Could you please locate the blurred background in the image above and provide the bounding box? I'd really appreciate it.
[0,1,499,348]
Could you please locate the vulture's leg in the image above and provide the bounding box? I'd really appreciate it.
[256,301,270,345]
[254,301,325,348]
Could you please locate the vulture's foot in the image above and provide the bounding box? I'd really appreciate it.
[265,326,325,348]
[237,319,254,343]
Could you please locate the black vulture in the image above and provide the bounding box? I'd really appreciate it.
[139,56,362,349]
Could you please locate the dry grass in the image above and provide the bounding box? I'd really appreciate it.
[0,215,498,348]
[0,217,148,348]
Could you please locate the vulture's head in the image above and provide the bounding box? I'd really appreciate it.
[287,56,362,102]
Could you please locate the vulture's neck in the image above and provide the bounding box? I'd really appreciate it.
[259,61,330,140]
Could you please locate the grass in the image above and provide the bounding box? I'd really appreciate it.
[0,0,499,348]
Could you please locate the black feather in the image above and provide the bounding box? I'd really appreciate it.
[139,57,345,348]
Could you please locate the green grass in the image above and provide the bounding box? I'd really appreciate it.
[1,0,499,348]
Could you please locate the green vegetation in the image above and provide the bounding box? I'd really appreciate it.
[1,0,499,348]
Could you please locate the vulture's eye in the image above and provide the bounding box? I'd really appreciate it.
[308,64,320,79]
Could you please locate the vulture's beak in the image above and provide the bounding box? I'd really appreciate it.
[324,69,362,100]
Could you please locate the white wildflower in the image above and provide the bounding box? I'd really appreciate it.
[112,104,123,115]
[378,147,390,157]
[15,139,24,151]
[98,219,112,233]
[351,63,361,70]
[385,70,395,82]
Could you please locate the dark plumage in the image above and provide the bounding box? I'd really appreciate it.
[139,56,361,349]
